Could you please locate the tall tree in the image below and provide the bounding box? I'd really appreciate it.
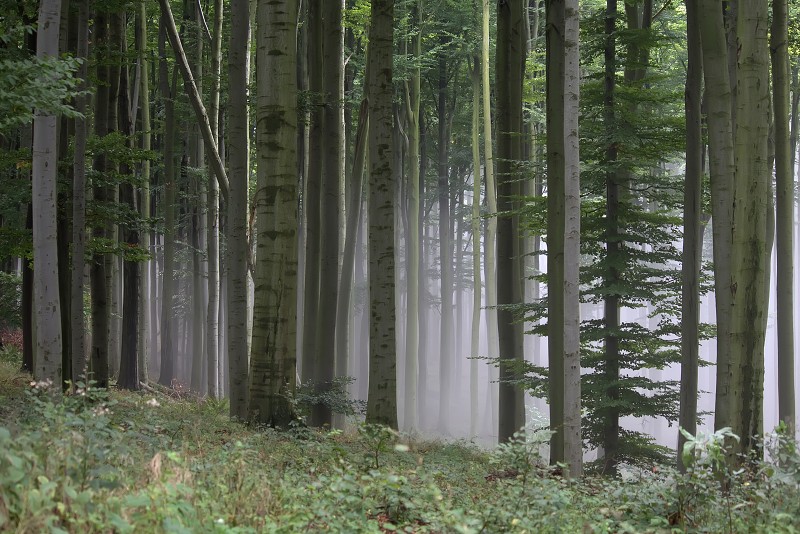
[309,0,345,427]
[469,56,481,438]
[678,0,703,471]
[772,0,795,435]
[481,0,499,429]
[546,0,582,476]
[437,36,454,431]
[136,0,152,386]
[207,0,224,399]
[698,0,736,441]
[365,0,398,429]
[117,10,141,391]
[227,0,251,419]
[71,0,89,383]
[249,0,299,427]
[729,0,770,453]
[32,0,63,386]
[157,18,177,387]
[91,10,112,388]
[402,0,422,432]
[495,0,525,443]
[302,0,323,391]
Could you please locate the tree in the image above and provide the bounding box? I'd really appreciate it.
[136,0,152,387]
[678,0,703,471]
[729,0,770,454]
[31,0,63,386]
[71,0,89,383]
[227,0,251,419]
[206,0,224,399]
[248,0,299,427]
[546,0,582,476]
[496,0,525,443]
[772,0,795,435]
[481,0,499,430]
[402,0,422,433]
[365,0,398,429]
[90,9,112,389]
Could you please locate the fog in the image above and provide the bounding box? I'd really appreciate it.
[131,169,799,453]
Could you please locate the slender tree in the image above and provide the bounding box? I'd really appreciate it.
[678,0,703,471]
[227,0,250,419]
[729,0,770,453]
[546,0,582,476]
[249,0,299,427]
[302,0,323,391]
[71,0,89,383]
[402,0,422,432]
[437,37,454,431]
[496,0,525,442]
[365,0,398,429]
[91,10,112,388]
[469,56,481,438]
[205,0,224,399]
[772,0,795,435]
[32,0,64,386]
[481,0,499,429]
[157,18,177,387]
[136,0,152,386]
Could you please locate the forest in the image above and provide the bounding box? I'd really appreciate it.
[2,0,800,531]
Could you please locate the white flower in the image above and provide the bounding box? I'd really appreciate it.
[146,398,160,407]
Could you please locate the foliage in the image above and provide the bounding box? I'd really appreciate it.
[294,376,367,423]
[0,272,21,330]
[0,374,798,532]
[0,24,83,132]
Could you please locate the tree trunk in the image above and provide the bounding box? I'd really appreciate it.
[71,0,89,383]
[227,0,250,419]
[335,100,368,419]
[496,0,526,443]
[117,9,141,391]
[206,0,224,399]
[365,0,398,429]
[157,0,230,202]
[401,1,421,432]
[698,0,736,439]
[136,0,151,386]
[546,0,582,477]
[678,0,703,471]
[470,57,482,438]
[249,0,299,426]
[437,43,454,431]
[730,0,770,454]
[302,0,323,391]
[32,0,64,386]
[91,11,111,388]
[158,19,177,387]
[482,0,499,433]
[772,0,794,435]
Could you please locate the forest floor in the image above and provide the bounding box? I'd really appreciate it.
[1,351,799,533]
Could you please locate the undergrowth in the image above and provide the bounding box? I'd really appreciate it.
[0,359,798,533]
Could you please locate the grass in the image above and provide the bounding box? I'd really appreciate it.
[1,353,799,533]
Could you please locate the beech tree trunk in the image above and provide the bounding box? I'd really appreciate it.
[32,0,64,386]
[227,0,250,419]
[365,0,398,429]
[772,0,795,435]
[678,0,703,471]
[496,0,526,443]
[71,0,89,382]
[249,0,299,427]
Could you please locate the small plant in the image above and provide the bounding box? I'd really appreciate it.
[676,427,740,531]
[293,376,366,425]
[358,423,401,469]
